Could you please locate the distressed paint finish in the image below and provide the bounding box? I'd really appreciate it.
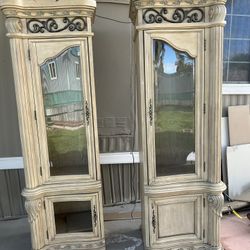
[130,0,227,249]
[0,0,105,249]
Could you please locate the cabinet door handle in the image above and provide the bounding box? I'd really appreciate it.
[149,99,153,126]
[93,205,98,227]
[85,101,90,125]
[152,208,156,233]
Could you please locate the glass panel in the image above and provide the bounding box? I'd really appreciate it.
[40,46,88,176]
[229,40,250,62]
[224,39,229,61]
[233,0,250,15]
[223,62,228,82]
[228,63,250,82]
[153,40,195,177]
[54,201,92,234]
[224,15,231,39]
[226,0,232,14]
[231,16,250,39]
[223,0,250,84]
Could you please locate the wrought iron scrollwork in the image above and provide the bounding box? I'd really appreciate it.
[93,205,98,227]
[27,17,87,33]
[149,99,153,126]
[85,101,90,125]
[143,7,204,24]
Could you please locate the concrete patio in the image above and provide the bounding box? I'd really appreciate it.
[0,207,250,250]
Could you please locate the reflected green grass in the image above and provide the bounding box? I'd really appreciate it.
[47,127,87,155]
[155,105,194,133]
[155,105,195,175]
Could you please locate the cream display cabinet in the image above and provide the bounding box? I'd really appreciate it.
[130,0,227,249]
[0,1,105,249]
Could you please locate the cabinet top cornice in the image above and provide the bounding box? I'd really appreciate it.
[130,0,227,25]
[131,0,226,7]
[0,0,96,18]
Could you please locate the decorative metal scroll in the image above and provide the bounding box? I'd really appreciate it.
[27,17,87,33]
[152,209,156,233]
[143,8,204,24]
[85,101,90,125]
[149,99,153,126]
[93,205,98,227]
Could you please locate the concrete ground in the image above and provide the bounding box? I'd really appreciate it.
[0,218,143,250]
[221,211,250,250]
[0,209,250,250]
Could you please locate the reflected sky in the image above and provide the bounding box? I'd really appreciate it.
[156,43,193,75]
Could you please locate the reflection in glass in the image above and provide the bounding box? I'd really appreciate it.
[231,16,250,39]
[54,201,92,234]
[233,0,250,15]
[224,15,231,39]
[228,63,250,82]
[40,46,88,176]
[230,40,250,62]
[153,40,195,176]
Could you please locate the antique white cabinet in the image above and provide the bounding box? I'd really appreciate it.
[130,0,227,249]
[0,1,105,249]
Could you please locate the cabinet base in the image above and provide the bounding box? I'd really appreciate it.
[144,244,222,250]
[40,239,105,250]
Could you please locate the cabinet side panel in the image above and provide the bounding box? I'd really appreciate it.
[9,38,41,188]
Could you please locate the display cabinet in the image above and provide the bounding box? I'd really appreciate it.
[0,1,105,249]
[130,0,227,249]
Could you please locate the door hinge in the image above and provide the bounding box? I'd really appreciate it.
[204,39,207,51]
[40,166,43,176]
[203,103,206,114]
[34,110,37,121]
[28,49,31,61]
[203,229,206,238]
[203,161,206,172]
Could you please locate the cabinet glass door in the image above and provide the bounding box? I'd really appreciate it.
[153,40,195,176]
[145,31,204,182]
[54,201,92,234]
[40,46,88,176]
[30,40,96,180]
[45,194,100,242]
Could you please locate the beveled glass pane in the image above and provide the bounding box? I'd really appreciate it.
[54,201,92,234]
[153,40,195,177]
[40,46,88,176]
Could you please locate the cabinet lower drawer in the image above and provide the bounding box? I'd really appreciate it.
[148,194,204,248]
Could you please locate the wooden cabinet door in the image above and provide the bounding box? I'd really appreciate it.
[29,38,98,183]
[149,194,204,248]
[44,193,102,244]
[144,30,205,185]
